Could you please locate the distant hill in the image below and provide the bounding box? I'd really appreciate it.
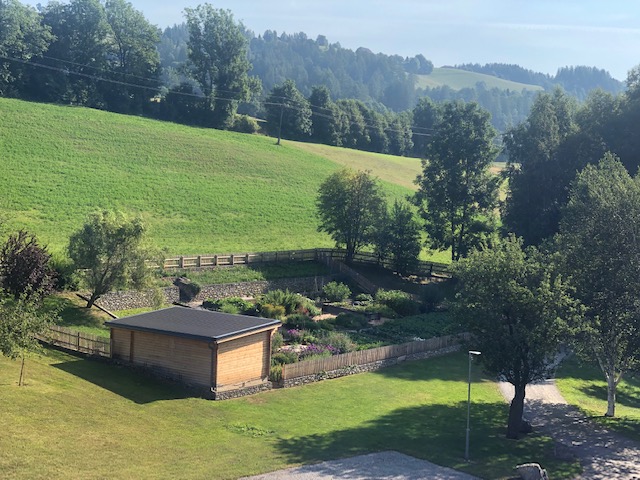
[415,68,543,92]
[0,98,415,255]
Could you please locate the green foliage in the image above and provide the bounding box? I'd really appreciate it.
[270,351,298,366]
[264,79,312,140]
[231,114,260,134]
[268,364,283,382]
[271,331,283,351]
[354,293,373,303]
[374,289,420,317]
[555,154,640,417]
[420,282,447,313]
[184,4,260,128]
[334,313,369,330]
[49,254,78,291]
[260,289,302,316]
[453,235,581,438]
[414,101,501,261]
[202,297,252,315]
[259,304,286,321]
[373,312,461,343]
[317,331,355,354]
[284,314,320,331]
[68,210,151,308]
[317,169,388,262]
[374,200,422,274]
[322,281,351,302]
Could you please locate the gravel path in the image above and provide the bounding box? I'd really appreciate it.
[498,378,640,479]
[241,451,479,480]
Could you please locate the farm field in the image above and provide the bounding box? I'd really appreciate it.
[416,67,544,92]
[0,98,413,256]
[0,349,579,480]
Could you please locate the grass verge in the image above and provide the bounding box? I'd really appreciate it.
[0,350,579,479]
[556,356,640,441]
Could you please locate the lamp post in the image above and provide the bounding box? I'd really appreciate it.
[465,350,481,462]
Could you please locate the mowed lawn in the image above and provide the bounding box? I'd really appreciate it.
[556,357,640,441]
[0,350,579,480]
[0,98,411,255]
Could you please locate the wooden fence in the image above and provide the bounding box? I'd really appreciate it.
[281,333,467,380]
[162,248,450,277]
[41,325,110,358]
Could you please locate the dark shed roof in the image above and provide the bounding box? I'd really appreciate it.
[105,306,280,342]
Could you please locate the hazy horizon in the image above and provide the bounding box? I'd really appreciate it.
[23,0,640,81]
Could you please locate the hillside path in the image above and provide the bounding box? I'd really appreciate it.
[498,379,640,479]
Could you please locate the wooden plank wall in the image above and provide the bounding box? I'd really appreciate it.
[217,332,269,388]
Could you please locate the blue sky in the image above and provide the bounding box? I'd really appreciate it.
[27,0,640,80]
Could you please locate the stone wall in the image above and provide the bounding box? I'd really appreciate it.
[279,344,462,388]
[210,382,273,401]
[96,275,337,312]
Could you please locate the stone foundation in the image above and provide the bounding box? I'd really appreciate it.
[210,382,273,400]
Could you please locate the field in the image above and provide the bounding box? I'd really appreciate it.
[416,68,543,92]
[0,349,579,479]
[0,98,413,256]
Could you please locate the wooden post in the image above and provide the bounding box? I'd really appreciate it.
[231,254,235,266]
[77,331,80,352]
[214,255,218,266]
[179,256,184,268]
[197,256,201,267]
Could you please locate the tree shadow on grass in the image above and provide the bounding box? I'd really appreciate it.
[274,401,579,479]
[52,354,198,404]
[578,383,640,410]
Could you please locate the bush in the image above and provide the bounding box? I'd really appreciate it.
[298,296,322,317]
[421,282,446,312]
[323,281,351,302]
[260,303,286,320]
[373,312,463,343]
[271,350,298,365]
[375,289,420,317]
[50,253,78,291]
[231,114,260,134]
[269,365,283,382]
[354,293,373,303]
[271,332,284,351]
[261,289,302,315]
[203,296,253,314]
[318,331,355,353]
[284,314,320,331]
[335,312,369,330]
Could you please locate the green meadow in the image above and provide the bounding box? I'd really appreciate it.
[0,98,414,256]
[0,350,579,479]
[416,67,544,92]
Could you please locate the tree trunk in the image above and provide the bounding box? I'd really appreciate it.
[19,354,25,386]
[605,374,617,417]
[507,383,526,439]
[86,293,98,309]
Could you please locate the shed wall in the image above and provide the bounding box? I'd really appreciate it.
[111,327,131,361]
[217,331,270,388]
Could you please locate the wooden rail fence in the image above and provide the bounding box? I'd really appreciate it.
[281,333,467,380]
[162,248,450,277]
[41,325,110,358]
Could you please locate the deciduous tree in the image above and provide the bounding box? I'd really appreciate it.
[453,235,579,439]
[68,210,151,308]
[317,169,387,263]
[555,153,640,417]
[414,101,500,261]
[264,79,312,141]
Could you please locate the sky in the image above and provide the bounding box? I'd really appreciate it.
[27,0,640,80]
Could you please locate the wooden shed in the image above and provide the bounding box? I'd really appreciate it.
[105,306,280,399]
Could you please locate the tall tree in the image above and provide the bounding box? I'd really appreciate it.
[503,89,577,244]
[375,200,422,274]
[308,85,340,145]
[68,211,151,308]
[453,236,578,439]
[556,154,640,417]
[317,169,387,263]
[0,0,53,95]
[184,4,260,128]
[411,97,440,157]
[0,230,55,302]
[413,101,500,261]
[264,79,312,141]
[104,0,161,113]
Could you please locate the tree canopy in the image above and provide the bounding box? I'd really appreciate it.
[414,101,500,261]
[453,235,579,439]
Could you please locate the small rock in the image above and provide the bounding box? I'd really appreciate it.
[516,463,549,480]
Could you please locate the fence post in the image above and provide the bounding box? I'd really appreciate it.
[76,331,81,352]
[197,256,201,268]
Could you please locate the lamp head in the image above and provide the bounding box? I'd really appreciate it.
[468,350,481,356]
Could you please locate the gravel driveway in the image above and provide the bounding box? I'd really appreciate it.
[240,451,479,480]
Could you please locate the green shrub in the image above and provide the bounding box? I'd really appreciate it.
[317,317,336,331]
[269,365,283,382]
[202,297,253,314]
[50,253,78,291]
[375,289,420,316]
[335,312,369,330]
[352,303,398,319]
[284,313,320,331]
[260,303,286,320]
[373,312,463,343]
[298,296,322,317]
[261,289,302,315]
[271,332,284,351]
[354,293,373,303]
[421,282,446,312]
[319,331,355,353]
[271,351,298,365]
[323,281,351,302]
[231,114,260,134]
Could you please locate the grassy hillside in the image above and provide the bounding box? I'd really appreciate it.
[417,67,544,92]
[0,98,413,255]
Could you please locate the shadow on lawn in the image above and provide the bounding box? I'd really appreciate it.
[274,401,577,479]
[578,383,640,410]
[53,356,196,404]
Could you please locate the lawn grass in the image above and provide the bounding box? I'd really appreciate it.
[0,98,411,256]
[556,356,640,441]
[44,292,111,336]
[416,68,543,92]
[0,350,579,479]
